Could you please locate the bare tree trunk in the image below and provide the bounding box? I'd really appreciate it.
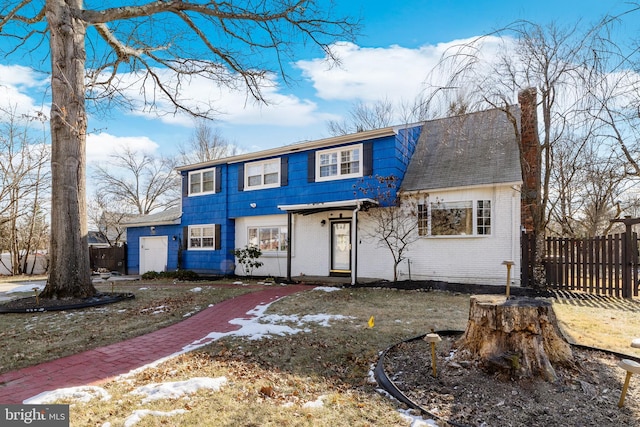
[9,192,19,275]
[41,0,95,299]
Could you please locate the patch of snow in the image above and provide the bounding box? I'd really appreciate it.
[123,409,187,427]
[25,385,111,404]
[110,300,360,385]
[138,287,148,290]
[189,287,202,293]
[397,409,439,426]
[141,305,166,314]
[313,286,342,292]
[130,377,227,403]
[366,365,378,384]
[232,281,245,285]
[6,283,45,294]
[302,395,326,408]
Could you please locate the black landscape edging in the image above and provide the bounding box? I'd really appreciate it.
[348,280,554,298]
[374,330,468,427]
[374,331,640,427]
[0,292,135,313]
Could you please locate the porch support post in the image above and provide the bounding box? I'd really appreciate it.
[287,211,292,282]
[352,203,360,286]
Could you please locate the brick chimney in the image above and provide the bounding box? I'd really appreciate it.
[518,88,540,232]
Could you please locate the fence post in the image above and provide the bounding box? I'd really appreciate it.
[611,217,640,299]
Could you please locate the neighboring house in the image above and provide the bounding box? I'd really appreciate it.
[95,211,136,246]
[87,231,111,248]
[125,95,533,286]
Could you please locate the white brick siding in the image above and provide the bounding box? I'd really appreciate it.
[235,183,520,286]
[357,184,521,285]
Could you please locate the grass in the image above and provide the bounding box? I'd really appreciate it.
[0,280,257,374]
[61,287,471,426]
[553,296,640,356]
[3,281,640,426]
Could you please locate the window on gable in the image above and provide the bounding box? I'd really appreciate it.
[418,200,491,237]
[188,225,216,249]
[248,226,288,252]
[188,167,216,196]
[245,159,280,190]
[316,144,362,181]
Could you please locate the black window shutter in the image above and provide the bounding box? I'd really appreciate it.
[307,152,316,183]
[182,173,189,197]
[215,224,222,250]
[182,226,189,250]
[280,157,288,186]
[237,164,244,191]
[215,167,222,193]
[363,142,373,176]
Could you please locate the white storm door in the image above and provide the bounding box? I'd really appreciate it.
[330,221,351,273]
[140,236,168,274]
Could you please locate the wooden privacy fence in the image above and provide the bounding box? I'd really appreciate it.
[89,245,127,275]
[522,232,639,298]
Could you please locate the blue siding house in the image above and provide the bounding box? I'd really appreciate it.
[125,94,535,286]
[125,124,423,282]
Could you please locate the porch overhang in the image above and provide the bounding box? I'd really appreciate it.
[277,198,378,215]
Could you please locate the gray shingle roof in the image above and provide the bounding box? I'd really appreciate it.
[401,107,522,192]
[123,207,182,226]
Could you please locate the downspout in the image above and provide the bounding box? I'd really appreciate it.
[352,201,361,286]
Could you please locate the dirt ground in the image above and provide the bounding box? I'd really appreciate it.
[383,335,640,427]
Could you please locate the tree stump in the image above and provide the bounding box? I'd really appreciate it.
[454,295,573,382]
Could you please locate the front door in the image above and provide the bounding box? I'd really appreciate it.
[330,221,351,276]
[140,236,168,274]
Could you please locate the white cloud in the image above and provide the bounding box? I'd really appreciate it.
[0,64,48,89]
[0,65,49,117]
[86,132,160,164]
[296,37,509,103]
[97,67,331,128]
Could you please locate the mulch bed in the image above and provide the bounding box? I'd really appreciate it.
[381,335,640,427]
[0,292,135,313]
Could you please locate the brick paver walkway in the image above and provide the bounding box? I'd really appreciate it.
[0,284,309,404]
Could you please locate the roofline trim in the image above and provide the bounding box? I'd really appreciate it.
[176,123,424,171]
[400,181,523,195]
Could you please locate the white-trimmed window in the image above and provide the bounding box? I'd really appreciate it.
[476,200,491,235]
[316,144,362,181]
[245,159,280,190]
[418,200,491,237]
[188,225,216,249]
[248,226,288,253]
[189,167,216,196]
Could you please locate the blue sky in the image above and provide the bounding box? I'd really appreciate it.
[0,0,637,164]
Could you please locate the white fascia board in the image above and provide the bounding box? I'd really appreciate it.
[278,198,378,212]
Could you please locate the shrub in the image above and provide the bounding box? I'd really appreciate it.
[233,246,263,277]
[141,270,199,281]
